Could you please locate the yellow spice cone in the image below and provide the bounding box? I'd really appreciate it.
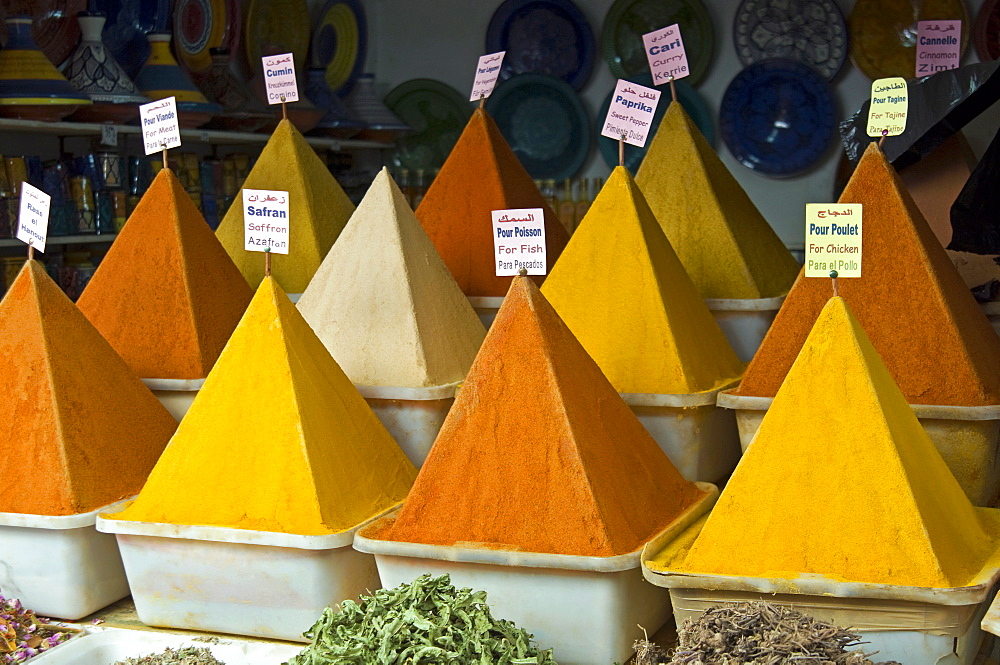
[673,297,995,588]
[108,277,417,535]
[215,119,355,293]
[635,102,799,299]
[541,166,743,395]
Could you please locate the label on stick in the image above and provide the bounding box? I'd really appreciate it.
[642,24,689,85]
[867,77,908,137]
[139,96,181,155]
[243,189,290,254]
[601,79,661,147]
[916,20,961,76]
[100,123,118,147]
[805,204,862,278]
[492,208,546,276]
[17,182,50,253]
[470,51,505,102]
[262,53,299,104]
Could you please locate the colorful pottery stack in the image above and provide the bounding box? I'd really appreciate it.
[636,102,800,361]
[76,168,253,420]
[99,277,417,640]
[542,166,744,482]
[0,260,176,619]
[305,68,364,139]
[0,16,91,121]
[216,118,355,294]
[643,297,1000,665]
[724,143,1000,505]
[298,167,486,466]
[134,32,221,128]
[355,275,716,665]
[60,13,148,123]
[195,49,273,132]
[343,74,409,142]
[415,107,569,323]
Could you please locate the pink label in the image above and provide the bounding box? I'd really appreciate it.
[471,51,505,102]
[642,24,689,85]
[916,20,961,77]
[601,79,661,148]
[262,53,299,104]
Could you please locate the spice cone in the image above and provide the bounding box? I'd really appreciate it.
[415,108,569,297]
[635,102,799,299]
[0,261,176,516]
[738,142,1000,406]
[77,169,252,380]
[378,275,709,557]
[669,296,1000,588]
[542,166,744,395]
[215,118,355,293]
[107,277,417,535]
[298,167,485,387]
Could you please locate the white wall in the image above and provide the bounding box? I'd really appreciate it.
[364,0,995,249]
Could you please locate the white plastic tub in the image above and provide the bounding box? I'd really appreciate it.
[0,501,130,620]
[717,390,1000,506]
[96,512,388,641]
[140,378,204,422]
[356,383,458,467]
[29,628,303,664]
[354,482,718,665]
[287,293,302,304]
[981,589,1000,639]
[620,387,741,484]
[704,295,785,363]
[467,296,504,329]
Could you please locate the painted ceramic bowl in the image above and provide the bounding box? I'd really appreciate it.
[134,32,220,128]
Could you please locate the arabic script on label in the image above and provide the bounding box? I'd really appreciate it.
[805,204,862,278]
[470,51,505,102]
[17,182,50,253]
[642,24,689,85]
[262,52,299,104]
[916,20,961,77]
[867,77,907,137]
[139,96,181,155]
[601,79,661,148]
[244,189,290,254]
[492,208,546,276]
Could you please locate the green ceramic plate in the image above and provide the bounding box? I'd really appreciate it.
[384,78,471,172]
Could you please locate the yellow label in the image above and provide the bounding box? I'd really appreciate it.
[805,204,862,278]
[867,77,908,137]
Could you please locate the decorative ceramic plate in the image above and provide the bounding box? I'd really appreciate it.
[975,0,1000,61]
[719,59,835,177]
[849,0,970,80]
[310,0,366,94]
[600,0,714,85]
[244,0,310,75]
[485,0,596,90]
[97,0,171,78]
[0,0,87,67]
[734,0,848,80]
[173,0,240,74]
[385,78,471,172]
[597,77,714,172]
[485,73,590,180]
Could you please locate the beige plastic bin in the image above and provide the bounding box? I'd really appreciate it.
[356,383,458,467]
[704,296,785,363]
[467,296,504,329]
[140,378,204,422]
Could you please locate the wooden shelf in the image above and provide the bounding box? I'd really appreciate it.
[0,233,116,248]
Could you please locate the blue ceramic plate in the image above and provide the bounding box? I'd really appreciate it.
[597,75,714,172]
[485,73,590,180]
[486,0,596,90]
[97,0,171,78]
[719,59,835,178]
[310,0,367,95]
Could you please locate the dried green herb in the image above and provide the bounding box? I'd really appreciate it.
[285,574,557,665]
[111,646,225,665]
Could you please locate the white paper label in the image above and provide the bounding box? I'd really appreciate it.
[470,51,506,102]
[805,204,862,278]
[642,24,690,85]
[100,124,118,147]
[17,182,50,253]
[867,77,908,137]
[601,79,661,147]
[243,189,290,254]
[262,53,299,104]
[916,20,962,77]
[492,208,546,276]
[139,97,181,155]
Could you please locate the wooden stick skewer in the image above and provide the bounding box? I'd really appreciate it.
[479,95,485,109]
[265,248,272,277]
[619,134,625,167]
[27,243,33,261]
[281,95,288,120]
[879,129,888,148]
[669,77,677,103]
[161,143,168,171]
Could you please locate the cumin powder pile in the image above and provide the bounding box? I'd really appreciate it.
[378,276,707,556]
[77,169,252,380]
[738,143,1000,406]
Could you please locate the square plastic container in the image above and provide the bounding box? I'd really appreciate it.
[704,296,785,363]
[96,512,388,641]
[621,387,741,484]
[354,483,718,665]
[0,501,130,620]
[29,627,303,664]
[717,389,1000,506]
[467,296,504,328]
[356,383,458,467]
[140,378,204,421]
